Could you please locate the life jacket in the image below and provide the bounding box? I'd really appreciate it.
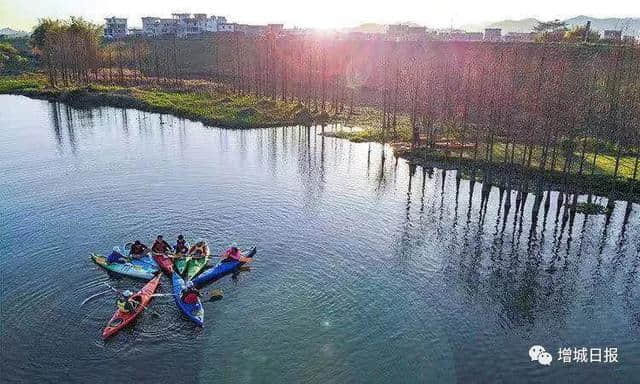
[182,287,200,303]
[176,239,187,253]
[107,250,125,263]
[183,291,199,304]
[223,248,240,260]
[193,243,207,255]
[152,240,168,253]
[131,244,145,254]
[117,298,133,313]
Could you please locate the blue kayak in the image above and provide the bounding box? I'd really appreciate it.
[192,247,256,288]
[172,272,204,326]
[91,253,159,280]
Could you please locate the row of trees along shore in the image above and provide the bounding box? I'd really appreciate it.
[30,18,640,191]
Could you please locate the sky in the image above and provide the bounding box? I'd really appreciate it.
[1,0,639,31]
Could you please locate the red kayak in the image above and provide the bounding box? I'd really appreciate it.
[102,275,161,339]
[152,252,174,275]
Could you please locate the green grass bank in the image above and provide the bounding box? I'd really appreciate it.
[0,74,322,128]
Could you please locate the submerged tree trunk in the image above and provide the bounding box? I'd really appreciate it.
[633,150,639,180]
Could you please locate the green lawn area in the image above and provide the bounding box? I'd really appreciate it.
[486,142,638,180]
[327,127,638,180]
[0,74,315,128]
[0,73,46,93]
[131,88,312,127]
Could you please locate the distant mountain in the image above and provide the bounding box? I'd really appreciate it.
[487,18,541,33]
[460,18,540,33]
[0,28,29,38]
[564,16,640,37]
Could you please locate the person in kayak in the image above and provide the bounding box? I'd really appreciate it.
[188,241,209,259]
[151,235,172,254]
[175,235,188,255]
[107,249,128,264]
[220,245,252,263]
[116,290,138,313]
[181,281,201,304]
[129,240,149,259]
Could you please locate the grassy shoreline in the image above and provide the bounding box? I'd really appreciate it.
[0,74,323,129]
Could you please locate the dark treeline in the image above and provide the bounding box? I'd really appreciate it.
[30,18,640,187]
[31,18,102,86]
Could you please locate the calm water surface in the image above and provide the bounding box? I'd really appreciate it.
[1,95,639,383]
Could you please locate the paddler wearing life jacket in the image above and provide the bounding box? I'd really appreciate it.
[220,244,252,263]
[129,240,149,259]
[116,290,138,313]
[175,235,188,255]
[188,241,209,259]
[181,280,201,304]
[107,249,128,264]
[151,235,172,254]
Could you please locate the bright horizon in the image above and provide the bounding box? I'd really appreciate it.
[1,0,639,31]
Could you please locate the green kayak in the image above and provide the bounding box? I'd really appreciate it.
[174,255,188,275]
[185,254,210,281]
[174,255,209,279]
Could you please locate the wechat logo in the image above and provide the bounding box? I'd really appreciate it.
[529,345,553,366]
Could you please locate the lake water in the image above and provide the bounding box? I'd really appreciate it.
[1,94,638,383]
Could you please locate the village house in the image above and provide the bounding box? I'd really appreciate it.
[266,24,284,35]
[158,18,178,35]
[406,26,427,40]
[437,30,483,41]
[142,17,160,36]
[137,13,284,38]
[236,24,268,36]
[217,23,238,33]
[104,17,127,39]
[603,30,622,41]
[386,24,410,40]
[142,14,227,37]
[484,28,502,41]
[503,32,536,42]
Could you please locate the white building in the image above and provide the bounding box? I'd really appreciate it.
[142,17,160,36]
[128,28,143,36]
[217,23,237,33]
[159,18,178,35]
[437,30,483,41]
[236,24,268,36]
[484,28,502,41]
[193,14,223,34]
[173,13,200,37]
[142,13,229,37]
[503,32,536,42]
[603,30,622,41]
[104,17,128,39]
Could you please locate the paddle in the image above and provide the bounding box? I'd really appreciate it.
[150,293,178,298]
[102,282,161,317]
[81,290,112,306]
